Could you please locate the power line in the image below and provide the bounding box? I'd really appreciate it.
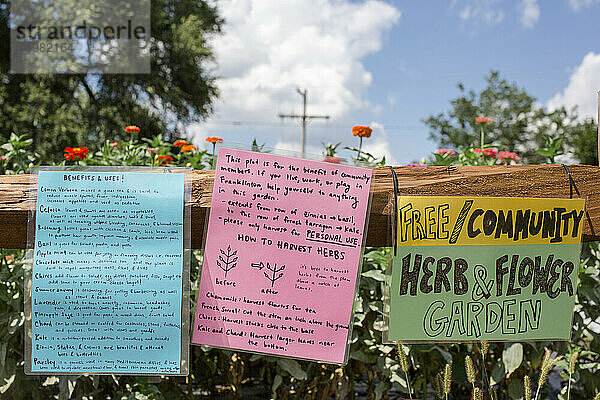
[278,88,330,157]
[202,119,425,131]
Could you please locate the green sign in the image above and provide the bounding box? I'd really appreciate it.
[387,196,585,342]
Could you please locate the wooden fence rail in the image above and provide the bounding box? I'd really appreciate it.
[2,165,600,249]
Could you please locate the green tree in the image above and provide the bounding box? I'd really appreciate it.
[424,71,597,164]
[0,0,222,163]
[565,117,598,165]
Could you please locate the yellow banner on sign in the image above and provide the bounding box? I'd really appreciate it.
[396,196,585,246]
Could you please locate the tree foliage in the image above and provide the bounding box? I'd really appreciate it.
[424,71,598,164]
[0,0,222,164]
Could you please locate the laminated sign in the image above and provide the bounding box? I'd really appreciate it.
[192,148,372,364]
[27,168,189,375]
[387,196,585,342]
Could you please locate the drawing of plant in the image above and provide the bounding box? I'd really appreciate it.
[217,245,238,278]
[251,261,285,287]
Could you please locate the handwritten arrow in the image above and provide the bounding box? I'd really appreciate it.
[251,262,265,270]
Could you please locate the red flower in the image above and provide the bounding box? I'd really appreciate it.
[205,137,223,143]
[473,148,483,154]
[180,144,197,153]
[475,117,493,125]
[497,151,520,162]
[157,155,174,166]
[323,156,343,164]
[173,140,188,147]
[110,140,120,148]
[483,148,497,157]
[435,148,456,156]
[352,125,372,138]
[125,125,140,134]
[64,147,89,160]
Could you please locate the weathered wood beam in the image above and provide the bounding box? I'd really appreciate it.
[1,165,600,249]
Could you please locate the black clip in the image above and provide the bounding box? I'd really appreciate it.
[562,164,574,199]
[389,166,399,256]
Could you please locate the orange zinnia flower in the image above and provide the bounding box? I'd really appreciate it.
[173,140,189,147]
[475,117,493,125]
[205,136,223,143]
[64,147,89,160]
[156,155,174,166]
[180,144,197,153]
[125,125,140,134]
[352,125,372,138]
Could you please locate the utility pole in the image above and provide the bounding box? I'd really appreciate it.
[279,88,330,157]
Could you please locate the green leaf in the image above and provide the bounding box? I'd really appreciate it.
[433,346,453,364]
[249,354,263,362]
[375,381,388,400]
[373,319,386,331]
[42,376,60,387]
[7,313,24,335]
[58,376,79,400]
[390,370,407,387]
[353,296,364,313]
[491,359,506,386]
[271,374,283,397]
[361,269,386,282]
[502,343,523,378]
[0,343,6,372]
[508,377,524,400]
[277,359,307,380]
[368,301,384,314]
[0,374,15,394]
[350,350,377,363]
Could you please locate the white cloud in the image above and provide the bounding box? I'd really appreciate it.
[569,0,600,11]
[191,0,400,145]
[452,0,505,26]
[547,52,600,120]
[517,0,539,28]
[361,122,397,164]
[271,122,396,165]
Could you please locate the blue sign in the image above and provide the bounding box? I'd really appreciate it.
[31,170,185,374]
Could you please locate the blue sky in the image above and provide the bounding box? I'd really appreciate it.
[191,0,600,164]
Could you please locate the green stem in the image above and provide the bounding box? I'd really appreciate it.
[480,354,486,395]
[480,126,485,148]
[405,370,413,400]
[212,142,216,168]
[567,371,572,400]
[423,362,428,400]
[358,136,363,160]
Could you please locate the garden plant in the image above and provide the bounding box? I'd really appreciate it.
[0,123,599,400]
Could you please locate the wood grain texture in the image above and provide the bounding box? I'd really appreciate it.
[2,164,600,249]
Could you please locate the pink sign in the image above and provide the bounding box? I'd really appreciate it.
[192,148,372,364]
